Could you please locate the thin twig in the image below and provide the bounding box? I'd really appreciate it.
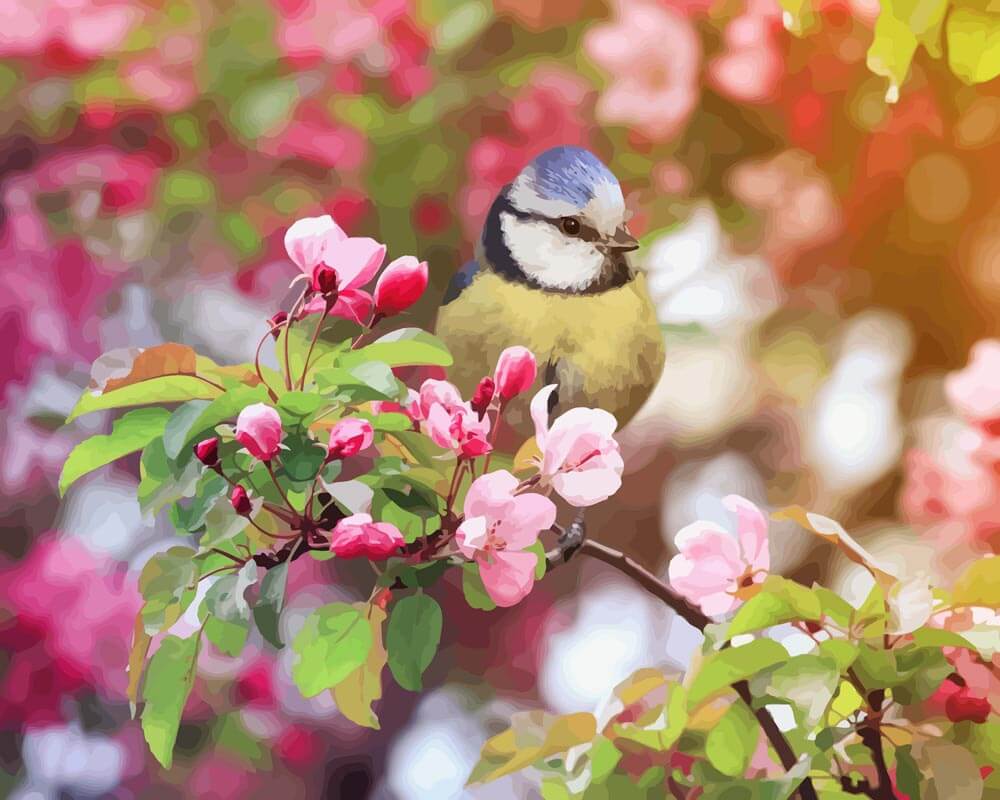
[298,305,330,390]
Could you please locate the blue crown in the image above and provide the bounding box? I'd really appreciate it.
[527,146,617,208]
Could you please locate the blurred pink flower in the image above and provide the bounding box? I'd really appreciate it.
[708,0,784,103]
[0,0,140,60]
[456,470,556,607]
[494,346,538,401]
[260,103,369,171]
[326,417,374,461]
[329,513,405,559]
[460,66,591,237]
[417,379,492,458]
[530,385,624,507]
[284,214,384,322]
[667,495,771,616]
[235,403,284,461]
[584,1,701,140]
[945,339,1000,433]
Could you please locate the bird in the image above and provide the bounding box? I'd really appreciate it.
[435,145,665,440]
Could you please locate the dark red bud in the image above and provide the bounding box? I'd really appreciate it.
[374,588,392,611]
[268,311,288,340]
[194,437,219,468]
[946,690,992,724]
[471,376,495,419]
[311,264,339,297]
[230,485,252,516]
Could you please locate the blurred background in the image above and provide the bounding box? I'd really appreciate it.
[2,0,1000,797]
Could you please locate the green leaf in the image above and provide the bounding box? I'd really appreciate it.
[815,586,854,627]
[953,556,1000,607]
[277,391,326,421]
[332,604,387,729]
[138,437,201,517]
[527,539,546,580]
[179,385,270,452]
[706,701,758,777]
[162,400,212,460]
[139,547,198,635]
[588,736,622,784]
[280,434,326,483]
[348,328,453,368]
[852,583,887,638]
[896,745,922,800]
[468,711,597,785]
[614,683,688,752]
[727,576,821,638]
[200,561,258,657]
[947,8,1000,83]
[291,602,372,697]
[170,471,228,532]
[867,0,949,100]
[68,376,222,421]
[687,639,789,708]
[462,563,496,610]
[59,407,171,495]
[754,654,840,728]
[141,632,202,769]
[853,643,897,688]
[386,594,443,691]
[817,639,859,672]
[253,562,289,649]
[317,359,404,401]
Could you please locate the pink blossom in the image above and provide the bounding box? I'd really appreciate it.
[708,0,784,104]
[494,346,538,401]
[417,379,492,458]
[530,385,624,507]
[373,256,428,317]
[456,470,557,607]
[584,0,701,141]
[667,495,771,616]
[326,417,374,461]
[284,214,385,322]
[945,339,1000,432]
[329,513,405,560]
[235,403,284,462]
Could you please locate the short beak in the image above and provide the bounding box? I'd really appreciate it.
[607,225,639,252]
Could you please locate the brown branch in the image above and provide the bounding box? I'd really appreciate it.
[547,529,818,800]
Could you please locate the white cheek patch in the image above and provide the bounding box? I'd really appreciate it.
[501,213,604,292]
[585,179,626,237]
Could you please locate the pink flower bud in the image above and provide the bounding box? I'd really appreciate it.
[268,311,288,341]
[235,403,283,462]
[193,437,219,468]
[230,485,252,516]
[471,376,495,419]
[311,264,339,296]
[329,513,405,560]
[326,417,374,461]
[373,256,428,317]
[494,346,537,400]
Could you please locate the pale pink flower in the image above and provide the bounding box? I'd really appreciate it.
[494,346,538,400]
[530,385,624,507]
[417,379,491,458]
[235,403,284,462]
[708,0,783,104]
[584,0,701,141]
[456,470,557,607]
[945,339,1000,432]
[329,513,405,560]
[667,495,771,616]
[373,256,428,317]
[284,214,385,322]
[326,417,374,461]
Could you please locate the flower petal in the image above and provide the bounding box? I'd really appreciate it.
[530,384,558,450]
[551,466,623,507]
[327,237,386,290]
[495,492,557,549]
[478,549,538,607]
[284,215,345,272]
[456,516,489,558]
[463,470,519,521]
[723,494,769,572]
[672,520,743,573]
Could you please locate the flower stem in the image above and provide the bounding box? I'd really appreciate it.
[253,325,280,401]
[298,305,330,390]
[283,289,307,390]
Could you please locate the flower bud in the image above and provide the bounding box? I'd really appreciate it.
[470,376,495,419]
[946,690,992,724]
[494,346,537,400]
[329,513,405,560]
[193,437,220,468]
[268,311,288,341]
[326,417,374,462]
[310,264,339,296]
[373,256,428,317]
[230,485,252,516]
[235,403,283,462]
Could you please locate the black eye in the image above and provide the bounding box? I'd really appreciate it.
[560,217,580,235]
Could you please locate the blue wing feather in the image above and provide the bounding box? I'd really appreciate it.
[442,260,480,305]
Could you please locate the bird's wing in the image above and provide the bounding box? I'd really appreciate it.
[442,259,481,305]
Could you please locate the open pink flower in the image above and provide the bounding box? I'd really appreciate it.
[456,470,557,607]
[945,339,1000,433]
[326,417,374,461]
[667,495,771,616]
[235,403,283,462]
[329,513,405,560]
[417,379,491,458]
[530,385,624,507]
[284,214,385,322]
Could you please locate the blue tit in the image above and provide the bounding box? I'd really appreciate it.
[435,145,665,437]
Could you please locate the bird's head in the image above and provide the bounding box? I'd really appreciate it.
[484,146,639,293]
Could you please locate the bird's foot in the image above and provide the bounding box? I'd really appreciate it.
[557,509,586,562]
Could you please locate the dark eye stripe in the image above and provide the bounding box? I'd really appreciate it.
[503,204,601,242]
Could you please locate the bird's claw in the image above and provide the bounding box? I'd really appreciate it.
[558,510,586,562]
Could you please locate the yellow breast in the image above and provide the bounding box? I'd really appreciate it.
[435,271,665,431]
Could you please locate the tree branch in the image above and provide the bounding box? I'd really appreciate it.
[547,528,819,800]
